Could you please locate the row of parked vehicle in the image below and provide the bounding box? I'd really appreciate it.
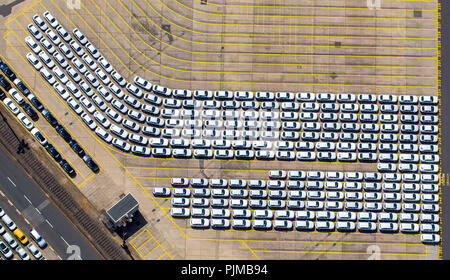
[185,217,439,245]
[0,55,99,177]
[22,12,441,165]
[0,206,47,260]
[156,172,440,243]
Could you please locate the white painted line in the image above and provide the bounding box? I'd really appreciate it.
[60,236,69,246]
[7,177,16,187]
[35,207,41,214]
[46,219,54,228]
[23,195,32,205]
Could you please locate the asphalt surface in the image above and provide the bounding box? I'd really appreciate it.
[0,148,102,260]
[441,0,449,260]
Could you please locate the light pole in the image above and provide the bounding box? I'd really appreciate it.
[0,109,29,154]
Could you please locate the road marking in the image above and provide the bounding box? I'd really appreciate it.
[37,199,50,212]
[60,236,69,246]
[23,195,32,205]
[7,177,16,187]
[46,219,54,228]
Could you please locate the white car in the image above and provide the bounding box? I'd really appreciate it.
[52,67,68,84]
[43,11,58,28]
[95,68,110,85]
[70,40,85,56]
[81,112,97,130]
[134,76,152,91]
[33,14,48,31]
[111,70,126,87]
[3,98,20,115]
[153,187,171,197]
[71,57,87,74]
[73,28,88,45]
[30,128,47,146]
[190,218,210,229]
[15,246,30,260]
[170,208,190,218]
[421,234,440,244]
[25,36,41,54]
[86,42,100,59]
[54,51,69,68]
[273,220,293,231]
[93,111,111,128]
[18,113,34,130]
[252,220,272,230]
[112,138,131,152]
[26,52,43,70]
[97,56,113,73]
[95,127,113,143]
[45,29,61,45]
[315,221,335,231]
[26,243,42,259]
[67,97,83,115]
[56,25,72,42]
[126,83,143,98]
[27,24,42,40]
[80,96,96,114]
[85,71,99,88]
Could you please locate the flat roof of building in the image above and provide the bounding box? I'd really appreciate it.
[106,193,139,224]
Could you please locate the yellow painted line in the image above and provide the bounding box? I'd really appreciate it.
[141,0,438,41]
[253,249,426,256]
[189,237,425,247]
[142,244,160,259]
[155,252,166,260]
[176,0,436,20]
[197,0,436,10]
[129,229,151,247]
[47,0,437,88]
[126,166,268,172]
[155,0,436,30]
[91,0,437,80]
[111,0,438,70]
[137,237,155,251]
[242,241,260,260]
[78,174,96,189]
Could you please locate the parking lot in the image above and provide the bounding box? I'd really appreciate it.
[0,0,440,259]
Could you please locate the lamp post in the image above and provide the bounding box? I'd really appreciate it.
[0,109,29,154]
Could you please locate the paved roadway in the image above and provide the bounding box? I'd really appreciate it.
[0,147,102,260]
[441,0,449,260]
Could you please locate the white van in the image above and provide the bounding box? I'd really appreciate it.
[2,232,18,249]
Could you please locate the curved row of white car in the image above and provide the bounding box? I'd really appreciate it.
[23,12,440,166]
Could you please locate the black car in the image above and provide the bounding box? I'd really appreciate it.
[45,144,62,162]
[42,109,58,128]
[0,88,5,101]
[0,74,11,91]
[82,155,100,174]
[22,103,39,121]
[28,95,44,112]
[59,159,76,178]
[14,80,30,96]
[55,124,72,143]
[69,140,85,158]
[0,64,16,81]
